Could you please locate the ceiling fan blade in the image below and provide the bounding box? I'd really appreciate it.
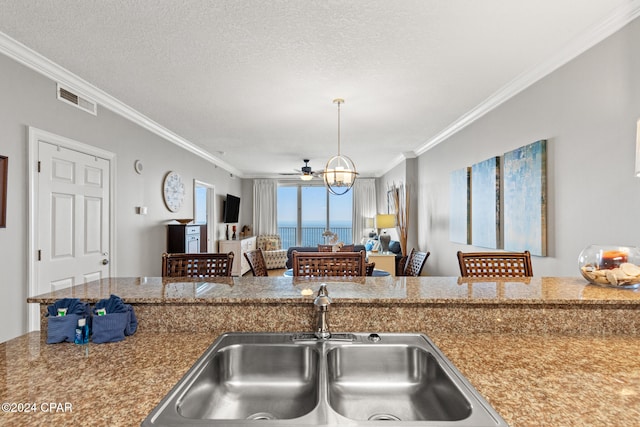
[278,160,322,177]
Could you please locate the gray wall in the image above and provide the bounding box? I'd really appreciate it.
[414,17,640,276]
[376,159,419,254]
[0,53,242,342]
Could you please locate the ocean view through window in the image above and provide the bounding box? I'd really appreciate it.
[277,184,353,249]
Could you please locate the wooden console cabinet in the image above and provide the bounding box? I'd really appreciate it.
[167,225,200,253]
[218,236,257,276]
[367,251,397,276]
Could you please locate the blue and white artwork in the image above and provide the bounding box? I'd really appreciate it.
[471,157,500,249]
[449,167,470,244]
[503,140,547,256]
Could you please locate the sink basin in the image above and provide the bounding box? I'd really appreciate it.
[327,345,471,421]
[178,344,319,420]
[142,333,508,426]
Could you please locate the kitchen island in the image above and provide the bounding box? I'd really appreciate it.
[2,276,637,426]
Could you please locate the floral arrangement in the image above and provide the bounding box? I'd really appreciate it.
[389,182,409,257]
[322,230,339,245]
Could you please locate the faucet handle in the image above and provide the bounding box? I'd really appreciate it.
[314,284,332,308]
[317,283,329,297]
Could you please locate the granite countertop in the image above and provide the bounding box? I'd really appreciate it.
[14,277,640,425]
[0,331,638,427]
[27,276,640,305]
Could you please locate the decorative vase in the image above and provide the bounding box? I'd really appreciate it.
[379,233,391,253]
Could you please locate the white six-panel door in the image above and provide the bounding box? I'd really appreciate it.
[28,127,114,331]
[37,141,110,292]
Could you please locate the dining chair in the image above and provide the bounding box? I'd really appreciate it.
[243,248,268,277]
[338,244,355,252]
[365,261,376,276]
[399,249,430,276]
[317,244,333,252]
[292,250,366,277]
[457,250,533,277]
[162,252,234,277]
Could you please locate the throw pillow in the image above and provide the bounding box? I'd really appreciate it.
[265,238,279,251]
[388,240,401,254]
[365,239,381,252]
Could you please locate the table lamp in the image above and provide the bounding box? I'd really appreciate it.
[365,217,376,237]
[376,214,396,253]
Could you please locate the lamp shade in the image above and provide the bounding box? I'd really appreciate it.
[324,154,357,194]
[365,217,375,228]
[375,214,396,229]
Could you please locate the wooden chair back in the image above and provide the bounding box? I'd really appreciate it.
[400,249,430,276]
[457,250,533,277]
[318,244,355,253]
[162,252,234,277]
[244,249,268,277]
[365,261,376,276]
[292,250,366,277]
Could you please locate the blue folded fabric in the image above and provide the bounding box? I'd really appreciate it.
[46,315,80,344]
[91,313,128,343]
[46,298,89,317]
[46,299,90,344]
[92,295,137,343]
[94,294,127,314]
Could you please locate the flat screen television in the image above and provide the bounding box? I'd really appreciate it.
[223,194,240,223]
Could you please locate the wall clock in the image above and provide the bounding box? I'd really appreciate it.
[163,171,185,212]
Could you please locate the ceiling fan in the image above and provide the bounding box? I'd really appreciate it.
[279,159,322,180]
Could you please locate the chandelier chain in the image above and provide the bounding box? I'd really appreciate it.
[324,97,356,196]
[337,100,341,156]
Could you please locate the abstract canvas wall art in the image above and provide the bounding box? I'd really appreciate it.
[471,156,500,249]
[503,140,547,256]
[449,167,471,244]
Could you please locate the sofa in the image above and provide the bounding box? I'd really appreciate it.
[363,238,406,275]
[286,244,366,269]
[256,234,288,269]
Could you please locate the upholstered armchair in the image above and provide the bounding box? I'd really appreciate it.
[256,234,288,269]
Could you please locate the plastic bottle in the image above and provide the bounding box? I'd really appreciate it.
[75,318,89,344]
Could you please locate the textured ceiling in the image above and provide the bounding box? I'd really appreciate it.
[0,0,633,178]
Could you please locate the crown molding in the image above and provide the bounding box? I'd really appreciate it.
[414,0,640,157]
[0,31,242,177]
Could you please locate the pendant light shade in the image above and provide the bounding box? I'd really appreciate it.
[324,98,358,195]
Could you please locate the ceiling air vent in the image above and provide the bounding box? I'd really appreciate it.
[57,84,97,116]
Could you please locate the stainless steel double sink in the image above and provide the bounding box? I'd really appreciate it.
[142,332,508,426]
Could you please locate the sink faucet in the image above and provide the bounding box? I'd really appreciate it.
[314,284,332,339]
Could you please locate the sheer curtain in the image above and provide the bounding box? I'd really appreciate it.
[253,179,278,235]
[351,178,377,243]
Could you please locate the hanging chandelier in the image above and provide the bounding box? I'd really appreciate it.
[323,98,358,195]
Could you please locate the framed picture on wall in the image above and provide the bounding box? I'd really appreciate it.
[449,167,471,244]
[0,155,7,228]
[503,140,547,256]
[471,156,501,249]
[387,188,397,214]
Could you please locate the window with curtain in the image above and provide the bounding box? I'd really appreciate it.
[253,179,278,235]
[277,183,353,249]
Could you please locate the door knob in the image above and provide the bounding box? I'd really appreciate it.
[102,259,109,265]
